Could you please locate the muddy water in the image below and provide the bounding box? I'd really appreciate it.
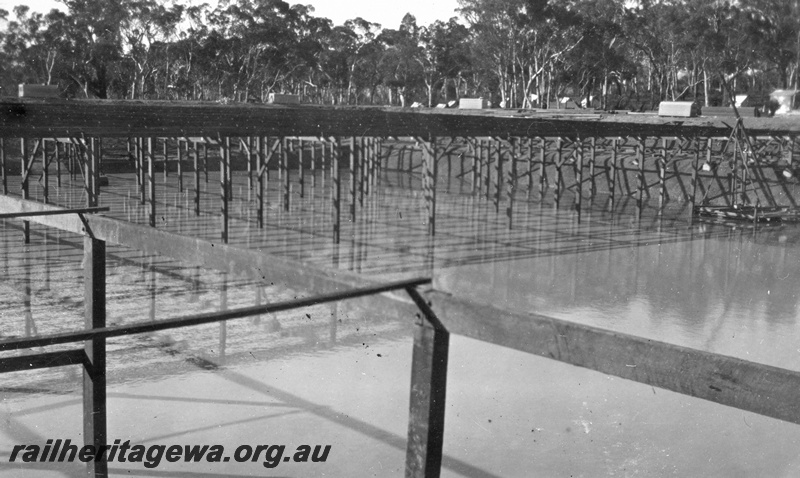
[435,205,800,477]
[2,171,800,476]
[437,207,800,371]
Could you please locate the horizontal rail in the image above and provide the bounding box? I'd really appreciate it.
[0,277,430,352]
[427,290,800,426]
[0,349,86,373]
[4,100,800,138]
[0,206,109,219]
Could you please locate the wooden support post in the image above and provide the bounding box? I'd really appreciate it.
[404,288,449,478]
[193,140,200,216]
[220,136,230,243]
[373,138,380,195]
[376,137,382,190]
[257,136,264,228]
[349,136,357,221]
[359,137,366,204]
[367,137,374,197]
[706,137,713,203]
[507,137,517,228]
[375,137,379,193]
[20,138,30,243]
[331,137,341,244]
[494,139,502,213]
[420,136,438,236]
[133,139,140,193]
[282,137,290,212]
[538,137,547,200]
[93,138,101,206]
[139,138,146,205]
[82,139,94,208]
[227,139,233,202]
[322,140,329,190]
[739,137,748,204]
[637,137,646,206]
[148,137,156,227]
[658,137,667,207]
[397,147,405,183]
[589,137,596,201]
[203,142,209,183]
[161,138,168,182]
[554,137,563,208]
[691,137,699,205]
[55,141,61,188]
[483,139,490,200]
[445,140,452,193]
[177,138,184,192]
[526,137,533,199]
[575,137,583,210]
[311,140,317,190]
[469,140,477,194]
[88,138,96,207]
[298,138,305,198]
[0,138,6,195]
[609,138,618,208]
[42,140,49,204]
[247,137,253,193]
[83,235,107,478]
[264,137,273,202]
[730,138,737,206]
[70,143,76,181]
[478,140,485,197]
[362,137,368,199]
[472,141,477,196]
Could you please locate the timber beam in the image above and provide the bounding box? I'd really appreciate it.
[427,291,800,426]
[5,100,800,139]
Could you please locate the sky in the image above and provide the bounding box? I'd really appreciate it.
[0,0,463,28]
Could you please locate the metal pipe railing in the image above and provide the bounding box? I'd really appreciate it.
[0,277,430,352]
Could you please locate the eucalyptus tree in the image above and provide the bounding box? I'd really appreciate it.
[206,0,297,101]
[119,0,185,99]
[739,0,800,96]
[52,0,134,98]
[167,4,212,100]
[418,18,471,106]
[1,7,49,87]
[561,0,631,109]
[377,14,425,106]
[457,0,584,108]
[288,5,331,100]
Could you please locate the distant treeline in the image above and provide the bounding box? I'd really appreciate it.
[0,0,797,109]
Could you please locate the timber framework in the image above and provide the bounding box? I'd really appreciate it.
[3,99,800,478]
[2,99,800,241]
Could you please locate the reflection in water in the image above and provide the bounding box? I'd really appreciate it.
[219,273,227,363]
[439,205,800,370]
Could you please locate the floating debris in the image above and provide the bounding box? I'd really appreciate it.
[694,204,800,223]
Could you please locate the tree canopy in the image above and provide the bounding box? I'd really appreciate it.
[0,0,797,109]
